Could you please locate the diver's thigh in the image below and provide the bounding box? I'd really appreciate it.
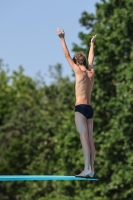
[75,112,88,134]
[87,118,95,144]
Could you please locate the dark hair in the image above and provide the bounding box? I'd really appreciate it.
[73,52,86,66]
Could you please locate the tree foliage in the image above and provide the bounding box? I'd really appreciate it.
[0,0,133,199]
[73,0,133,199]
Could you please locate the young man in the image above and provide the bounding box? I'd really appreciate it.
[56,28,97,177]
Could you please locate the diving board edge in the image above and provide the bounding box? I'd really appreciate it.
[0,175,98,181]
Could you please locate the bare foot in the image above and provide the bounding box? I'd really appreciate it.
[76,169,93,177]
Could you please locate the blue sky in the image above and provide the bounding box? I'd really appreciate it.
[0,0,99,84]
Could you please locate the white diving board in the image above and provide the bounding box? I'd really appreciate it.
[0,175,98,181]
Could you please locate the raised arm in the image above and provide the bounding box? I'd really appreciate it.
[56,28,80,73]
[88,34,97,69]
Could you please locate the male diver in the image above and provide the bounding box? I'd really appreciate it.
[56,28,97,177]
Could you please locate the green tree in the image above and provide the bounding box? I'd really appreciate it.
[1,0,133,199]
[0,64,78,200]
[72,0,133,199]
[0,64,49,199]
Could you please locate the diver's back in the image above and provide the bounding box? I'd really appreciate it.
[75,69,94,105]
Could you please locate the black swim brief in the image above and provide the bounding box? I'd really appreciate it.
[75,104,93,119]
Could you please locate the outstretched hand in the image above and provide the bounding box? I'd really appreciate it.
[91,34,97,43]
[56,28,65,38]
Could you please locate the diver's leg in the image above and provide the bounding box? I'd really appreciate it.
[87,118,96,176]
[75,112,92,176]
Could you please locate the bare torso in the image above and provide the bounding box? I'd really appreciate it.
[75,67,94,105]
